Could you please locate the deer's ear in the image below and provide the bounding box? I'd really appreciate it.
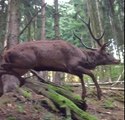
[100,41,111,51]
[100,44,107,51]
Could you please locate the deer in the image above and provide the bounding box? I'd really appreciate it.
[0,19,120,100]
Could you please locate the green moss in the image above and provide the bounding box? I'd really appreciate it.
[47,88,98,120]
[22,89,32,99]
[48,84,81,101]
[17,104,25,113]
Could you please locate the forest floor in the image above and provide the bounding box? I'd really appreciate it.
[0,84,124,120]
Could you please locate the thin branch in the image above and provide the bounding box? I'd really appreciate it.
[111,69,124,86]
[19,3,46,37]
[30,69,46,83]
[30,69,64,88]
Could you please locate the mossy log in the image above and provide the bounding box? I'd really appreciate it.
[47,83,88,111]
[30,70,87,111]
[25,78,98,120]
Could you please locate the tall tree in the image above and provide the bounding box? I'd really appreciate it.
[41,0,46,40]
[40,0,48,79]
[86,0,98,48]
[54,0,60,39]
[95,0,105,43]
[0,0,7,47]
[4,0,20,48]
[1,0,20,95]
[108,0,124,46]
[53,0,62,85]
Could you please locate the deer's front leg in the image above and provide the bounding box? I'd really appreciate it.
[78,74,86,100]
[88,71,102,100]
[75,66,102,100]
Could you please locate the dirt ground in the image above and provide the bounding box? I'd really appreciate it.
[0,86,124,120]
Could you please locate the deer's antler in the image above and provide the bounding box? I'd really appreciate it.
[81,18,105,47]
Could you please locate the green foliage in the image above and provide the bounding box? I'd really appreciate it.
[95,64,124,82]
[81,64,124,83]
[7,116,16,120]
[110,65,124,80]
[102,99,115,109]
[0,0,124,83]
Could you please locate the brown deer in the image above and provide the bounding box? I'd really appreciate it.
[0,19,120,100]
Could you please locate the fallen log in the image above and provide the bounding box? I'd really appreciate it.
[25,79,98,120]
[90,86,124,91]
[65,81,124,87]
[0,69,98,120]
[30,70,87,111]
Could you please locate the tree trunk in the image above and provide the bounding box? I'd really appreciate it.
[54,0,63,85]
[41,0,46,40]
[95,0,105,43]
[25,12,31,41]
[86,0,97,48]
[40,0,48,79]
[1,0,20,96]
[108,0,124,46]
[33,4,38,40]
[6,0,20,49]
[53,0,62,84]
[4,0,11,47]
[54,0,60,39]
[95,0,107,82]
[0,0,6,47]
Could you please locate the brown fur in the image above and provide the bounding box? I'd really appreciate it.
[1,40,120,100]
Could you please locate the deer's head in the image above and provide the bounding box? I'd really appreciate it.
[74,18,120,65]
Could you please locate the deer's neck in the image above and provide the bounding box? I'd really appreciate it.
[82,50,99,69]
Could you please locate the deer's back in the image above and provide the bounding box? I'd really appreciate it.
[3,40,84,72]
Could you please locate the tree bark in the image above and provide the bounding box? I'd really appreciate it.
[4,0,11,47]
[40,0,48,79]
[53,0,62,84]
[108,0,124,46]
[6,0,20,49]
[0,0,6,47]
[1,0,20,96]
[54,0,60,39]
[41,0,46,40]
